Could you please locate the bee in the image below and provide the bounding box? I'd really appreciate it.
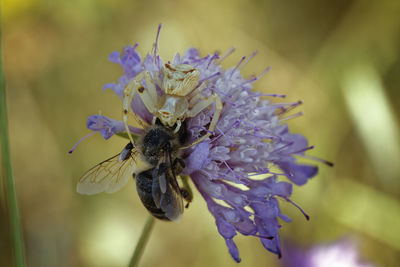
[77,119,191,221]
[122,62,222,149]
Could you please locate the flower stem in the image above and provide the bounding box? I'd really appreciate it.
[128,215,155,267]
[0,4,26,267]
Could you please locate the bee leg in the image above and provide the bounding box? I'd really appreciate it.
[175,157,193,209]
[180,188,192,208]
[172,158,185,174]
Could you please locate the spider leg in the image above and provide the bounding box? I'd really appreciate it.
[173,119,182,133]
[123,71,158,143]
[123,73,143,144]
[186,81,207,100]
[134,71,159,115]
[143,71,159,108]
[180,94,222,149]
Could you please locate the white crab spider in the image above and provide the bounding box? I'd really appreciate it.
[122,63,222,148]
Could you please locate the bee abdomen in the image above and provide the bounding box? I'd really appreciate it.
[135,169,170,221]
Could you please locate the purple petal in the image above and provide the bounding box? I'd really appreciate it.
[102,82,125,99]
[231,219,257,236]
[182,48,200,61]
[255,217,281,256]
[225,239,241,263]
[278,162,318,186]
[184,142,210,174]
[108,51,121,64]
[251,200,279,219]
[216,218,237,239]
[120,45,143,78]
[87,115,143,140]
[270,181,293,197]
[279,213,292,223]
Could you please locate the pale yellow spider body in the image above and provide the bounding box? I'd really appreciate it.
[122,63,222,148]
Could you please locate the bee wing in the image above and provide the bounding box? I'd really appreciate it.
[152,163,184,221]
[77,151,137,195]
[161,173,184,221]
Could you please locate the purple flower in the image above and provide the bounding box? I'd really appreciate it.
[76,25,331,262]
[87,115,143,140]
[281,239,375,267]
[103,44,144,99]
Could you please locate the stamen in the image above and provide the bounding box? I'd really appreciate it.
[238,51,258,71]
[275,100,303,116]
[247,133,281,141]
[230,77,258,92]
[300,154,334,167]
[152,24,162,64]
[68,131,97,154]
[245,67,271,83]
[271,141,295,153]
[249,92,286,98]
[291,145,315,154]
[268,101,302,108]
[215,47,235,65]
[210,121,240,144]
[192,55,211,67]
[256,67,271,80]
[210,126,233,145]
[189,125,215,135]
[207,52,219,69]
[279,111,303,122]
[199,72,221,83]
[211,87,234,99]
[253,234,274,240]
[264,93,286,98]
[281,197,310,220]
[248,170,286,177]
[230,56,246,78]
[223,161,242,180]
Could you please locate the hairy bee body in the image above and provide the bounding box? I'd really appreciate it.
[134,120,189,220]
[77,120,191,221]
[136,168,169,220]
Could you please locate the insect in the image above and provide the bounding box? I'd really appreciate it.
[122,63,223,148]
[77,119,191,221]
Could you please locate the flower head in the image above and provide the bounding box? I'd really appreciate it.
[74,25,330,262]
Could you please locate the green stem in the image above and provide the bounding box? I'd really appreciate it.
[0,4,26,267]
[128,215,155,267]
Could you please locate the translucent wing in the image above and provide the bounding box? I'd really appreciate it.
[77,151,137,195]
[152,163,184,221]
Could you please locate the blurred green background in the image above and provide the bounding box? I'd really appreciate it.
[1,0,400,266]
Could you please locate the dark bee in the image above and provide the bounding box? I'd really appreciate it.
[135,120,190,220]
[77,119,191,221]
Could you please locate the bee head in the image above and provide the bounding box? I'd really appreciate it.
[141,127,174,166]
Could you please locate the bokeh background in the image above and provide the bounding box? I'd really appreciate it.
[1,0,400,266]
